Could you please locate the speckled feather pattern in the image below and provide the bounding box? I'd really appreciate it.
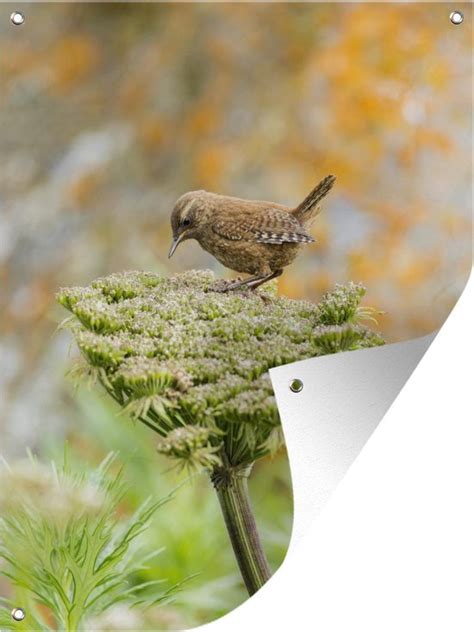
[170,175,335,281]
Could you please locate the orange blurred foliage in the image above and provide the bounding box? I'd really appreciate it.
[49,36,100,91]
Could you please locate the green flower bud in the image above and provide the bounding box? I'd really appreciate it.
[312,323,364,353]
[315,282,366,325]
[156,426,222,471]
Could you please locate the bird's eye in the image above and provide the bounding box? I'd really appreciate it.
[182,218,191,227]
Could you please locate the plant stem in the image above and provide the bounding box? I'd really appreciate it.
[212,464,272,595]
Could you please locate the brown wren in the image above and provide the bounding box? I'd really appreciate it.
[168,174,336,291]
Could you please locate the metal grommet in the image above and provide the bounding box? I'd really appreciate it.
[11,608,26,622]
[449,11,463,25]
[289,378,303,393]
[10,11,25,26]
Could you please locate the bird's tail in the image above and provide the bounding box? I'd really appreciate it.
[293,174,336,226]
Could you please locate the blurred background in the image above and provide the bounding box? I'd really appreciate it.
[0,3,472,628]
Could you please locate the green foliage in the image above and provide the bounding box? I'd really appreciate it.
[57,270,383,472]
[48,388,290,628]
[0,453,180,632]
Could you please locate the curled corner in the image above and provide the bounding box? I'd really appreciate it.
[270,333,435,546]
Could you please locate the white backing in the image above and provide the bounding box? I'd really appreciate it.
[270,331,435,544]
[200,273,472,632]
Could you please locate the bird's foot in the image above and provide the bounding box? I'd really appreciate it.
[209,282,273,304]
[209,270,281,295]
[209,278,246,293]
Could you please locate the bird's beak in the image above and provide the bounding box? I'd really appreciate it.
[168,234,183,259]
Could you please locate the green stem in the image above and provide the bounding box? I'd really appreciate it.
[66,613,78,632]
[212,464,272,595]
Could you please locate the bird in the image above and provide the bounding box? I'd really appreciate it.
[168,174,336,291]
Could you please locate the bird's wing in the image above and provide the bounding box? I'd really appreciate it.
[212,208,315,245]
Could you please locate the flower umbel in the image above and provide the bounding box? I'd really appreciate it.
[58,269,384,597]
[57,270,383,470]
